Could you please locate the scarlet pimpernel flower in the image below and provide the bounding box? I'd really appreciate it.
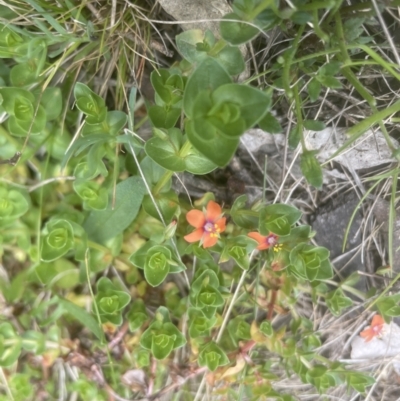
[184,200,226,248]
[360,315,385,342]
[248,232,279,251]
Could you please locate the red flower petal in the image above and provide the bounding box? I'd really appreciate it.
[360,328,374,342]
[203,234,218,248]
[371,315,385,327]
[186,209,206,228]
[184,228,204,243]
[248,232,270,250]
[206,200,222,222]
[248,232,266,244]
[360,315,385,342]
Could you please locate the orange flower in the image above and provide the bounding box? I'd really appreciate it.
[184,200,226,248]
[248,232,279,251]
[360,315,385,342]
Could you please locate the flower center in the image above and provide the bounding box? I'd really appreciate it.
[204,221,221,238]
[265,234,278,246]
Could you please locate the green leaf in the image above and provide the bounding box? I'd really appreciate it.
[345,371,375,393]
[325,289,352,316]
[303,120,326,131]
[300,151,323,188]
[10,61,38,86]
[81,111,127,136]
[144,245,172,287]
[61,134,110,171]
[74,82,107,124]
[319,62,341,76]
[317,75,343,89]
[216,45,245,75]
[175,29,246,75]
[288,126,301,148]
[40,219,75,262]
[95,277,131,325]
[288,244,333,281]
[212,84,271,129]
[145,128,185,171]
[140,315,186,360]
[176,29,210,63]
[191,269,220,293]
[73,180,109,210]
[151,69,172,104]
[40,87,62,121]
[220,12,260,45]
[198,341,229,371]
[142,190,180,224]
[84,176,146,243]
[259,204,302,236]
[127,300,148,331]
[148,105,181,129]
[258,112,282,133]
[57,298,103,340]
[376,294,400,317]
[183,57,232,119]
[8,104,47,136]
[195,285,224,308]
[188,308,217,338]
[21,331,45,353]
[228,317,251,343]
[290,11,312,25]
[140,156,169,190]
[151,334,175,359]
[31,259,79,289]
[0,186,29,223]
[230,195,259,229]
[186,119,239,166]
[130,241,184,274]
[0,323,21,367]
[184,147,218,174]
[129,240,158,268]
[260,321,273,337]
[307,78,321,102]
[0,87,34,114]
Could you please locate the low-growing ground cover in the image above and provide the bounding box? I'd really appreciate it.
[0,1,400,400]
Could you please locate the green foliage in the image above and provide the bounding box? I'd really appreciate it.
[300,150,323,189]
[0,86,58,137]
[288,243,333,281]
[40,219,75,262]
[176,29,245,75]
[74,82,107,125]
[84,176,145,243]
[326,289,353,316]
[0,186,29,225]
[70,379,107,401]
[58,298,104,340]
[0,322,22,367]
[94,277,131,325]
[376,293,400,318]
[140,307,186,359]
[73,180,109,210]
[188,308,217,338]
[198,341,229,371]
[130,241,185,286]
[127,299,148,331]
[259,204,302,236]
[0,2,383,399]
